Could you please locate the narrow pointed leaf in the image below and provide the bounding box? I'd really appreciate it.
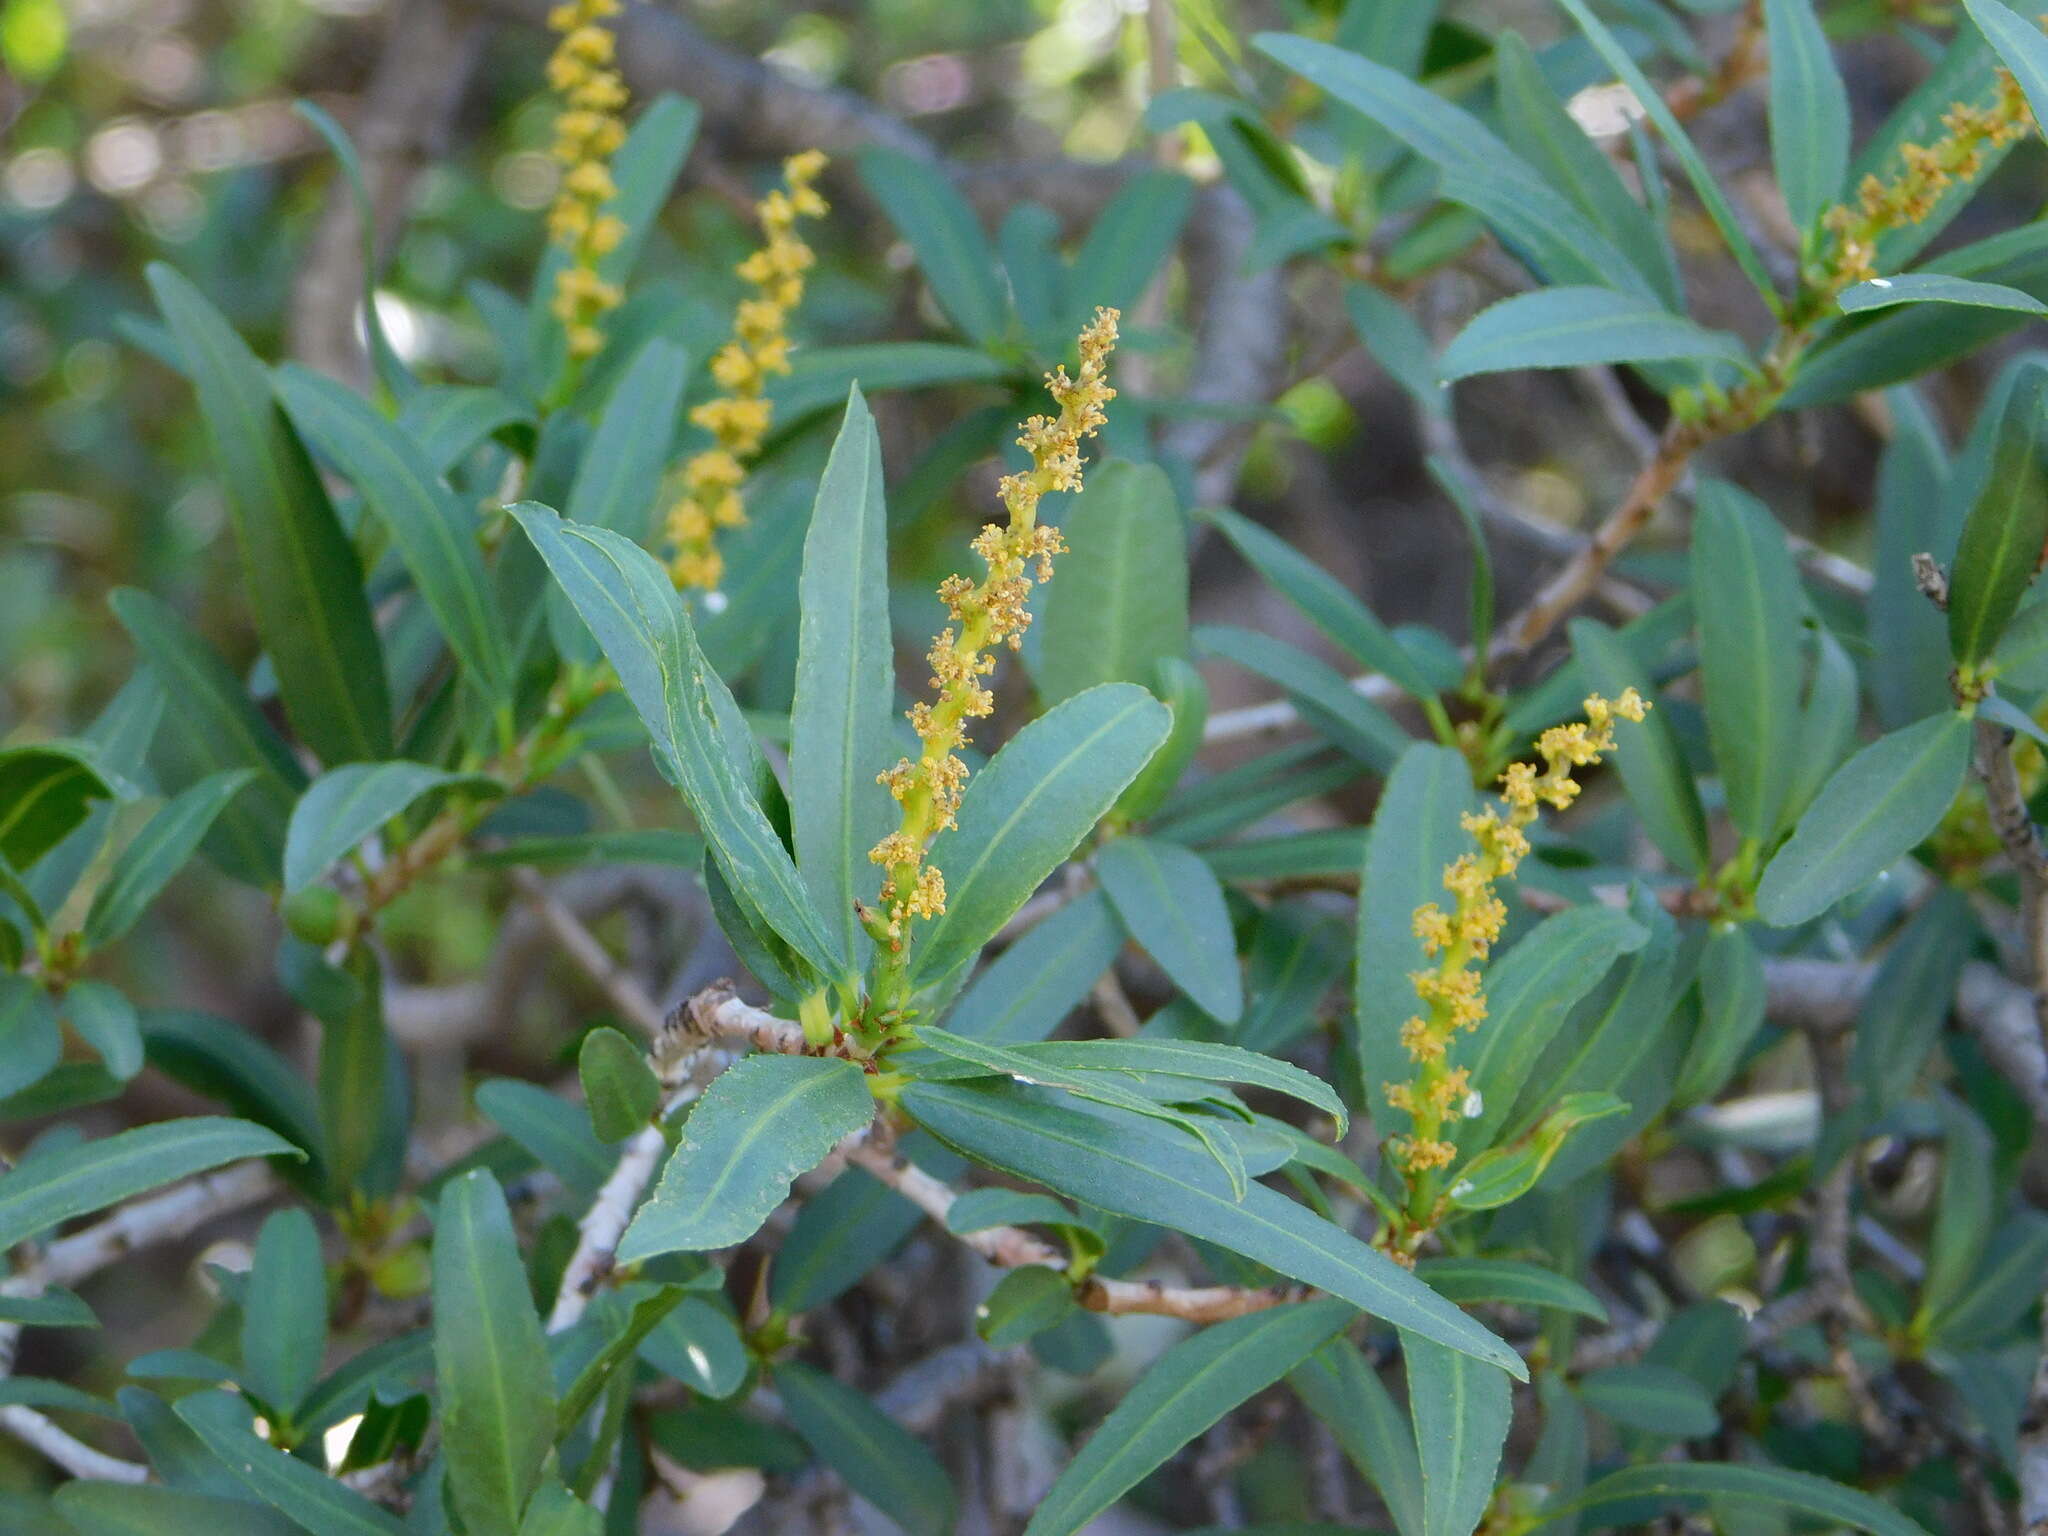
[1440,287,1748,380]
[1039,461,1190,704]
[1765,0,1850,234]
[619,1055,874,1261]
[83,769,255,948]
[173,1390,408,1536]
[283,761,500,893]
[1406,1332,1512,1536]
[859,147,1010,343]
[1948,361,2048,665]
[1095,835,1243,1021]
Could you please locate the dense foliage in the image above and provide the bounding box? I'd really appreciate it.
[10,0,2048,1532]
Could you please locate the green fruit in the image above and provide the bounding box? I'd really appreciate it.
[281,886,346,946]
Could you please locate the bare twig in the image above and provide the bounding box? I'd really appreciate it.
[0,1405,149,1483]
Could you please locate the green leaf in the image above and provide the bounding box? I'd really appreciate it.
[283,760,499,893]
[517,1483,603,1536]
[1406,1332,1511,1536]
[1577,1363,1720,1438]
[946,1188,1084,1235]
[1570,1461,1929,1536]
[1356,745,1475,1125]
[0,975,61,1101]
[940,889,1126,1043]
[579,1027,660,1143]
[778,1360,957,1536]
[1413,1259,1606,1321]
[0,1117,296,1253]
[1755,711,1974,925]
[1764,0,1850,234]
[54,1483,301,1536]
[791,389,894,964]
[1439,286,1748,381]
[512,504,848,984]
[636,1294,748,1399]
[147,263,392,766]
[25,673,162,914]
[1964,0,2048,126]
[275,365,512,701]
[1002,204,1064,334]
[1452,908,1646,1157]
[1291,1338,1424,1536]
[1871,388,1958,728]
[1446,1093,1627,1209]
[565,339,689,534]
[1012,1039,1346,1129]
[291,101,413,402]
[910,1027,1251,1196]
[556,1284,687,1431]
[908,683,1170,988]
[767,342,1009,420]
[82,769,255,948]
[1567,620,1709,873]
[476,1078,613,1201]
[241,1207,325,1420]
[1066,170,1197,324]
[1692,480,1808,841]
[1113,657,1210,823]
[1039,461,1190,704]
[619,1055,874,1261]
[1784,627,1861,827]
[174,1390,409,1536]
[1852,887,1974,1112]
[1095,835,1243,1021]
[1249,33,1657,299]
[772,1166,923,1313]
[109,589,304,886]
[1948,361,2048,665]
[0,742,124,872]
[1346,282,1446,417]
[433,1170,556,1535]
[859,146,1010,343]
[1199,506,1434,698]
[1913,1098,1996,1336]
[141,1012,328,1181]
[1548,0,1781,306]
[299,944,407,1201]
[1673,926,1767,1107]
[397,385,531,473]
[1025,1301,1357,1536]
[1194,624,1409,771]
[1841,273,2048,317]
[0,1287,95,1328]
[902,1078,1526,1378]
[976,1265,1078,1346]
[1492,32,1679,309]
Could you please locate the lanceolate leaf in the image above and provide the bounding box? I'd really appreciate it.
[0,742,125,873]
[1291,1339,1425,1536]
[283,761,501,893]
[147,263,392,767]
[1413,1259,1607,1322]
[1011,1039,1346,1128]
[1568,620,1709,874]
[1198,505,1434,698]
[0,976,61,1101]
[1842,273,2048,317]
[902,1078,1526,1378]
[53,1483,301,1536]
[859,146,1010,343]
[433,1170,556,1535]
[174,1391,409,1536]
[1195,624,1409,771]
[1039,461,1190,704]
[1405,1332,1512,1536]
[908,683,1170,988]
[240,1207,325,1420]
[1024,1301,1358,1536]
[82,770,255,948]
[1948,360,2048,666]
[564,339,690,535]
[1692,480,1807,842]
[940,888,1125,1042]
[619,1055,874,1261]
[512,504,847,982]
[1755,711,1974,926]
[1095,835,1243,1022]
[790,389,894,963]
[1765,0,1851,235]
[1964,0,2048,128]
[110,588,304,886]
[777,1360,956,1536]
[1439,287,1749,381]
[275,365,512,701]
[1570,1461,1930,1536]
[0,1117,297,1254]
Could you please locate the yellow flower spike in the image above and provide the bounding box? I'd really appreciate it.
[864,310,1121,991]
[543,0,630,365]
[1383,691,1647,1213]
[666,151,831,592]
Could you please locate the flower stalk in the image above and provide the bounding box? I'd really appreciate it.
[863,308,1121,1008]
[544,0,630,364]
[667,151,829,592]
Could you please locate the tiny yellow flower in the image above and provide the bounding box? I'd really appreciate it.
[666,151,830,591]
[1385,691,1647,1187]
[543,0,631,363]
[864,311,1120,970]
